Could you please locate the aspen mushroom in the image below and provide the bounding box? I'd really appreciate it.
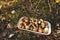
[40,19,45,28]
[24,17,29,23]
[34,19,38,24]
[21,26,25,29]
[19,20,24,28]
[17,17,25,29]
[25,25,29,30]
[33,27,37,32]
[43,27,48,34]
[23,22,29,30]
[38,21,41,24]
[38,28,42,33]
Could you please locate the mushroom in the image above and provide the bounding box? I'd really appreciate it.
[33,27,37,32]
[24,16,29,23]
[25,25,29,30]
[34,19,38,24]
[43,27,48,34]
[40,19,45,28]
[38,28,42,33]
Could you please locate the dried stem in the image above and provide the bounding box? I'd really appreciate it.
[48,0,52,13]
[35,0,42,9]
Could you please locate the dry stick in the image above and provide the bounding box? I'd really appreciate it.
[31,0,42,15]
[35,0,42,9]
[48,0,52,13]
[30,0,41,10]
[56,3,59,15]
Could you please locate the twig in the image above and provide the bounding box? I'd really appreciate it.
[35,0,42,9]
[48,0,52,13]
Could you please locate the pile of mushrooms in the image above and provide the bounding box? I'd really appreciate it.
[17,16,51,35]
